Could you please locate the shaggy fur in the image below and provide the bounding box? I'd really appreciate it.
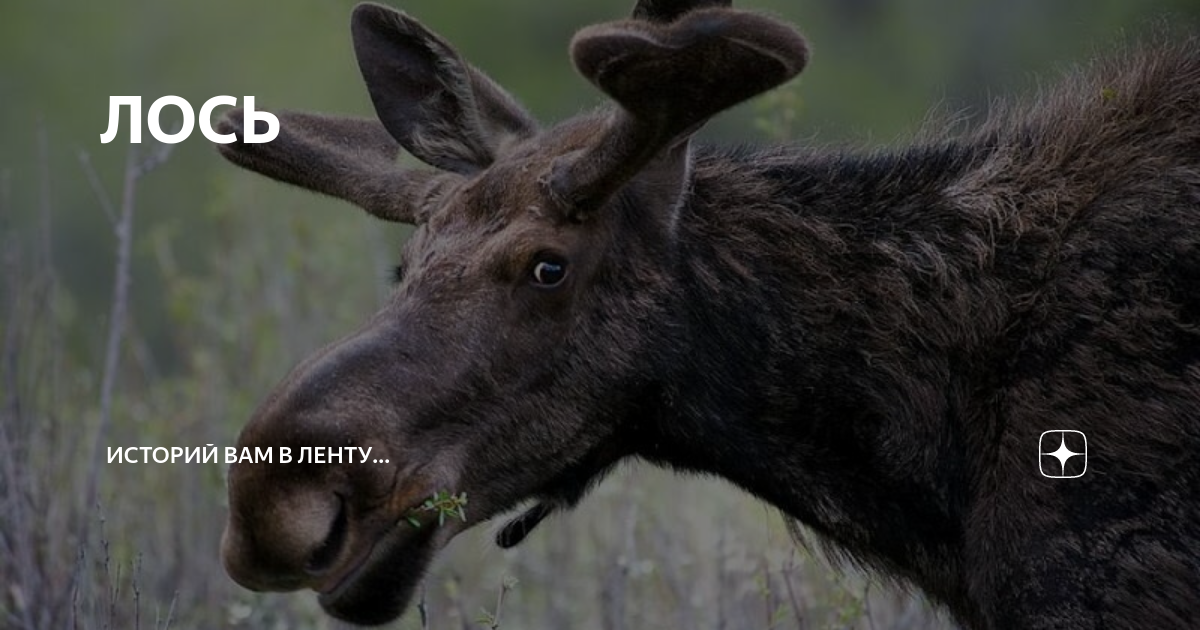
[216,1,1200,627]
[652,39,1200,627]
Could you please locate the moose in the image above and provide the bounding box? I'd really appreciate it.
[214,0,1200,627]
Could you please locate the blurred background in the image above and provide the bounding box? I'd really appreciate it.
[2,0,1198,628]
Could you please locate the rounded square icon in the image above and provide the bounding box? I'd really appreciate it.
[1039,430,1088,478]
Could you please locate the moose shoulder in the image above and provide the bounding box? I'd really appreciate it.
[214,1,1200,628]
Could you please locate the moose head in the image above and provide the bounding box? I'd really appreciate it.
[217,0,807,624]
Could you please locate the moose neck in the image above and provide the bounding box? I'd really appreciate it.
[643,142,1012,613]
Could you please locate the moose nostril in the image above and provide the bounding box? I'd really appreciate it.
[305,494,349,576]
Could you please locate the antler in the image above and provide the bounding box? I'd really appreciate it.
[546,8,808,215]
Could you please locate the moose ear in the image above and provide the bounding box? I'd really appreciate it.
[631,0,731,23]
[216,110,446,224]
[549,8,808,214]
[351,3,538,174]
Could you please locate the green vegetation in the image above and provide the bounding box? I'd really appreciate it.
[2,1,1196,628]
[407,491,469,529]
[475,576,519,630]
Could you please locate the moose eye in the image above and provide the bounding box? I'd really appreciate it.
[530,255,568,288]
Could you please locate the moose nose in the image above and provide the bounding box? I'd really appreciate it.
[221,481,345,592]
[221,525,304,592]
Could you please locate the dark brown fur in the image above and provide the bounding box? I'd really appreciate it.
[215,1,1200,628]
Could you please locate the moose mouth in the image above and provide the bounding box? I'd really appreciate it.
[314,502,445,626]
[310,491,564,624]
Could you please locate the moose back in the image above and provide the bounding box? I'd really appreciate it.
[214,1,1200,628]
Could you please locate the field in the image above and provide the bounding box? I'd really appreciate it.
[2,0,1196,628]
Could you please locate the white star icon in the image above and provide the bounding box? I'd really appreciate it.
[1039,430,1087,478]
[1046,436,1082,470]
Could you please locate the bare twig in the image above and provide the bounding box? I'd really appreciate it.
[417,585,429,630]
[158,591,178,630]
[781,549,807,630]
[138,139,175,176]
[80,134,175,546]
[1,157,44,630]
[477,575,517,630]
[82,144,139,541]
[78,151,117,227]
[133,554,142,630]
